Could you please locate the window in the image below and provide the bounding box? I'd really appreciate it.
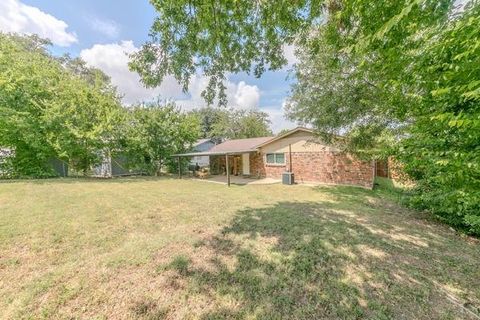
[266,153,285,165]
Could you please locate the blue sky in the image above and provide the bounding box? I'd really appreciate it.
[0,0,297,132]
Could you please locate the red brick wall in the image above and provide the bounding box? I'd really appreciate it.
[251,151,374,188]
[250,152,265,178]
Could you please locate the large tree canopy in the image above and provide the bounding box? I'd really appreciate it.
[191,107,272,140]
[0,33,209,178]
[121,102,200,176]
[287,1,480,233]
[130,0,455,106]
[129,0,324,105]
[0,33,122,176]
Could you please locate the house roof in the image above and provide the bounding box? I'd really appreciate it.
[256,127,314,148]
[193,138,213,147]
[172,127,317,157]
[208,136,273,153]
[173,136,273,157]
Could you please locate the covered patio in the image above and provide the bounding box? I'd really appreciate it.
[173,136,273,187]
[172,150,254,187]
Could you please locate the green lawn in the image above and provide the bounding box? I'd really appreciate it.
[0,178,479,319]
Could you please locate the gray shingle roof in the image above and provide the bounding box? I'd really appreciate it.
[193,139,213,147]
[208,136,273,153]
[173,136,273,157]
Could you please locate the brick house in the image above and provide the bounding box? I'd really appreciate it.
[175,127,375,188]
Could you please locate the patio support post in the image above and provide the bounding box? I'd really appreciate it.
[226,154,230,187]
[289,144,293,172]
[177,156,181,179]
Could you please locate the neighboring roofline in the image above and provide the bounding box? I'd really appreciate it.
[192,138,214,147]
[172,149,257,157]
[255,127,314,148]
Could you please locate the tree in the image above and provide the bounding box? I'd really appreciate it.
[58,54,114,90]
[189,107,224,140]
[287,1,480,233]
[0,34,60,176]
[0,33,122,176]
[284,30,400,157]
[277,128,292,136]
[129,0,324,106]
[191,107,272,139]
[122,101,200,176]
[397,4,480,233]
[213,109,272,139]
[45,72,123,174]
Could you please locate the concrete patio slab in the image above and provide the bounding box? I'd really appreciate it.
[190,175,281,185]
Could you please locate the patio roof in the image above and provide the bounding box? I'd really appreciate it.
[173,136,273,157]
[209,136,272,153]
[172,149,258,157]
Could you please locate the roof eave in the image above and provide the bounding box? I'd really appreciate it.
[255,127,314,148]
[172,149,258,157]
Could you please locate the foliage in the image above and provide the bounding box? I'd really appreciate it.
[210,108,272,139]
[286,0,455,151]
[0,33,198,179]
[191,107,272,139]
[277,128,293,136]
[58,54,112,86]
[130,0,324,106]
[122,101,200,175]
[189,107,224,141]
[397,3,480,233]
[288,1,480,234]
[0,34,61,177]
[285,32,399,157]
[0,33,123,177]
[45,56,123,175]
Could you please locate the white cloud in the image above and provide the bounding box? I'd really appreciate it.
[80,41,185,104]
[88,17,120,38]
[81,40,296,132]
[261,100,297,134]
[0,0,77,46]
[181,75,300,132]
[80,41,261,109]
[81,39,296,133]
[234,82,260,109]
[80,41,296,133]
[177,77,260,110]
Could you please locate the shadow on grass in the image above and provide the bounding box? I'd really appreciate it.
[161,197,480,319]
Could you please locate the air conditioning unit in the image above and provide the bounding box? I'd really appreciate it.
[282,172,294,185]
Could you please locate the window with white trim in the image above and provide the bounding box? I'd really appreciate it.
[265,153,285,165]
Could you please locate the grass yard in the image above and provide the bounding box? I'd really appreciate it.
[0,178,479,319]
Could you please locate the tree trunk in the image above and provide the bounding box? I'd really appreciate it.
[155,159,162,176]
